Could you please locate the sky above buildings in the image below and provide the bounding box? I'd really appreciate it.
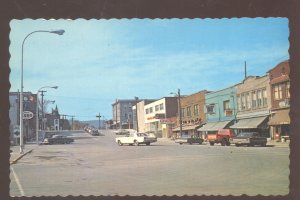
[9,18,289,121]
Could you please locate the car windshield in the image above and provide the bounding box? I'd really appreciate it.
[137,133,147,136]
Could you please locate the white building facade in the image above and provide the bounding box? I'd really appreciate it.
[144,97,177,138]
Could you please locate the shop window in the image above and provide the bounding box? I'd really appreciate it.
[286,82,290,98]
[155,105,159,111]
[194,104,199,116]
[252,91,257,109]
[262,88,267,107]
[246,92,251,110]
[237,95,241,111]
[149,107,153,113]
[187,106,191,117]
[257,90,262,107]
[241,94,246,110]
[181,108,185,117]
[159,103,164,110]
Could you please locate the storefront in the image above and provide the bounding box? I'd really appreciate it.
[172,124,203,138]
[268,109,290,141]
[198,120,233,139]
[230,116,269,138]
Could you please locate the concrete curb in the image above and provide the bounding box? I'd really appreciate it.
[10,149,34,165]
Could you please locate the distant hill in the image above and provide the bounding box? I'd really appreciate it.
[80,120,105,128]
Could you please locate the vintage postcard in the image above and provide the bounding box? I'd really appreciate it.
[7,18,290,197]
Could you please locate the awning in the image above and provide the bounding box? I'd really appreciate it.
[268,109,290,125]
[230,116,268,129]
[197,120,232,131]
[173,124,202,132]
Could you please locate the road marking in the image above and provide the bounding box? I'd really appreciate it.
[10,166,25,196]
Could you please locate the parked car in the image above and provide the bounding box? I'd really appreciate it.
[175,135,204,145]
[114,129,130,135]
[43,135,74,145]
[115,132,157,146]
[231,132,267,147]
[207,129,235,146]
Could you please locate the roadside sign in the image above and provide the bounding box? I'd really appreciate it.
[23,111,34,119]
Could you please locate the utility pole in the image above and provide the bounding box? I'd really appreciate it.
[244,61,247,79]
[96,112,101,129]
[71,116,74,130]
[178,89,183,137]
[40,90,46,130]
[135,97,139,132]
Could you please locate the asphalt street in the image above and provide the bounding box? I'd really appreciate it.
[10,130,290,197]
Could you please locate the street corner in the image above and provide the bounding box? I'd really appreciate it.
[10,146,36,165]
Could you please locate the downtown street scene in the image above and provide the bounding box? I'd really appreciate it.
[8,18,290,197]
[10,129,289,196]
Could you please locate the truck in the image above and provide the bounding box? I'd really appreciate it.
[115,132,157,146]
[207,129,235,146]
[231,132,267,147]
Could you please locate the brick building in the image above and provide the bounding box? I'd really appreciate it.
[172,90,208,137]
[267,60,290,140]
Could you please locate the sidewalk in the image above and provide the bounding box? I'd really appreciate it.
[267,140,290,148]
[158,138,290,148]
[9,143,39,165]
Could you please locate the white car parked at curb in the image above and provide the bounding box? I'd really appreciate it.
[115,132,157,146]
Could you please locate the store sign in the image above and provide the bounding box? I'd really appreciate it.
[23,111,34,119]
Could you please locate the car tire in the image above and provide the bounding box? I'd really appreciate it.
[179,143,183,145]
[118,140,123,146]
[146,142,150,146]
[221,139,227,146]
[134,140,139,146]
[209,142,214,146]
[235,144,240,147]
[261,143,267,147]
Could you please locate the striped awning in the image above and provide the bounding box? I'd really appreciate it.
[230,116,268,129]
[197,120,232,131]
[268,109,290,125]
[172,124,202,132]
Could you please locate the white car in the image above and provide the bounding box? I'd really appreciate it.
[115,132,157,146]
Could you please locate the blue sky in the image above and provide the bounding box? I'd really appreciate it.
[9,18,289,121]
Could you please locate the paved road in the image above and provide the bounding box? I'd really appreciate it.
[10,130,289,197]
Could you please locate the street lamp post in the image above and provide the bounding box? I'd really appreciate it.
[20,29,64,154]
[36,86,58,145]
[171,89,183,137]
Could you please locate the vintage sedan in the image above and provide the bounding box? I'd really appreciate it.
[175,135,204,145]
[231,132,267,147]
[43,135,74,145]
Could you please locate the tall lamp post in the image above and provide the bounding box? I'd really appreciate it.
[36,86,58,145]
[20,29,64,154]
[171,89,182,137]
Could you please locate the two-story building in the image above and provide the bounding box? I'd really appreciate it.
[172,90,208,137]
[267,60,290,140]
[198,86,237,138]
[230,75,271,138]
[144,97,178,138]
